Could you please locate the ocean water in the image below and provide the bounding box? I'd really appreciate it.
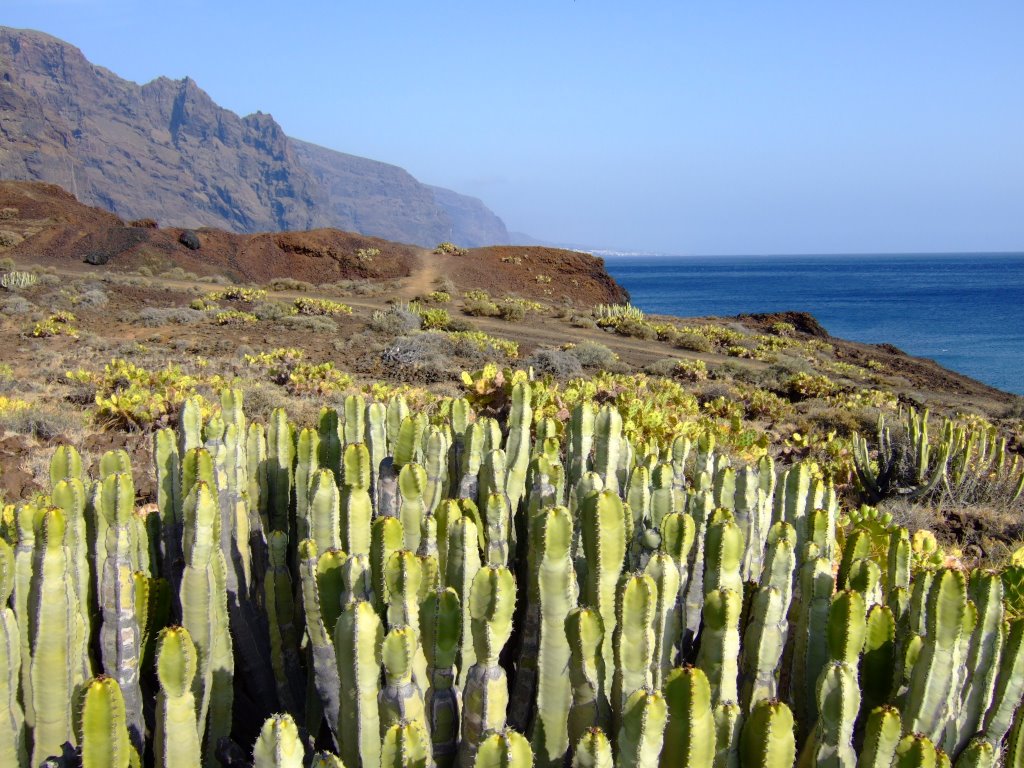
[602,253,1024,396]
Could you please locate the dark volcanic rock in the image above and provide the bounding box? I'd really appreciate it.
[0,27,510,247]
[178,230,201,250]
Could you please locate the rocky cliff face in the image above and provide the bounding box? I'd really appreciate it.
[0,27,510,247]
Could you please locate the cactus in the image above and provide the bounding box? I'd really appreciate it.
[460,565,516,768]
[253,713,305,768]
[27,507,80,766]
[446,516,482,686]
[0,270,37,290]
[573,727,613,768]
[474,729,533,768]
[335,600,384,768]
[740,699,795,768]
[903,569,968,743]
[298,541,342,748]
[422,587,461,768]
[380,626,427,734]
[661,666,714,768]
[381,720,432,768]
[78,676,136,768]
[154,626,203,768]
[579,490,626,695]
[696,588,742,706]
[612,573,658,730]
[616,687,667,768]
[0,538,26,766]
[858,705,902,768]
[527,506,577,768]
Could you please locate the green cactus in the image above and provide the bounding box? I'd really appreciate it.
[380,626,427,734]
[77,676,136,768]
[344,393,367,446]
[253,713,305,768]
[788,556,834,729]
[800,661,859,768]
[474,729,533,768]
[27,507,82,766]
[381,720,432,768]
[528,506,577,768]
[298,541,342,748]
[713,701,741,768]
[612,573,658,730]
[661,666,714,768]
[446,516,482,686]
[459,565,516,768]
[892,733,942,768]
[857,705,902,768]
[697,588,742,705]
[861,604,896,716]
[953,571,1005,754]
[740,699,796,768]
[0,538,26,766]
[903,569,968,743]
[421,587,461,768]
[982,619,1024,746]
[616,688,667,768]
[594,405,623,495]
[372,516,405,619]
[154,626,203,768]
[572,727,613,768]
[264,531,303,717]
[335,600,384,768]
[644,553,681,690]
[580,490,627,696]
[308,469,341,553]
[566,606,608,750]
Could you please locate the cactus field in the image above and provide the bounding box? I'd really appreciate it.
[1,380,1023,767]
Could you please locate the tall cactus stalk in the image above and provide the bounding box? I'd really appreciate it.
[661,666,714,768]
[579,490,626,696]
[459,565,516,768]
[527,506,577,768]
[154,626,203,768]
[335,599,384,768]
[0,538,26,767]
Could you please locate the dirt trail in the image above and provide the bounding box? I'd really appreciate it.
[398,249,447,299]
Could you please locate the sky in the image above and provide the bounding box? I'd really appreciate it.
[6,1,1024,254]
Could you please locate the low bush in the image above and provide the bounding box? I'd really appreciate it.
[368,305,422,335]
[673,331,713,353]
[0,231,23,248]
[463,297,500,317]
[215,310,259,326]
[0,296,34,315]
[72,288,109,308]
[526,348,584,379]
[268,277,314,292]
[427,290,451,303]
[137,307,205,326]
[418,307,452,331]
[252,300,299,321]
[381,333,459,382]
[279,315,339,333]
[294,297,353,317]
[570,340,618,369]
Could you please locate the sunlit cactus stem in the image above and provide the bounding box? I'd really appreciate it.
[253,713,305,768]
[335,599,384,768]
[154,626,203,768]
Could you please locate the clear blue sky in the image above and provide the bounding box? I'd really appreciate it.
[7,1,1024,254]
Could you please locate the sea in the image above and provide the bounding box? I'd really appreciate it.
[601,253,1024,396]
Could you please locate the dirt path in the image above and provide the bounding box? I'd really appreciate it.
[397,249,447,300]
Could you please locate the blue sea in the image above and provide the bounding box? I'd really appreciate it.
[602,253,1024,396]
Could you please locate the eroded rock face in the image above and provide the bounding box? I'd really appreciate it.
[0,27,511,247]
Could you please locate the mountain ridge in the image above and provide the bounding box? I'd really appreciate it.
[0,26,510,247]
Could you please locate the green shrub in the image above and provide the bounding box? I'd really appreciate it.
[294,297,353,317]
[673,331,713,353]
[785,371,839,400]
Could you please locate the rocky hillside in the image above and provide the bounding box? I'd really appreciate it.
[0,180,627,304]
[0,26,510,247]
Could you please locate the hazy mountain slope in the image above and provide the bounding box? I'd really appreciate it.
[0,26,510,246]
